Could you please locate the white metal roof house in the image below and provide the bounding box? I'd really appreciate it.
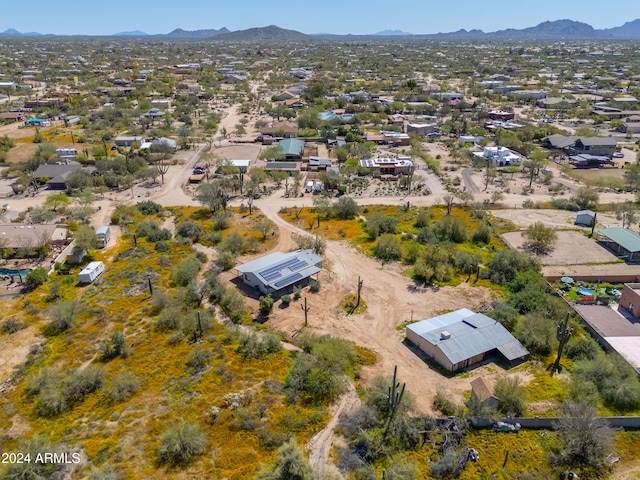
[235,249,323,296]
[406,309,529,372]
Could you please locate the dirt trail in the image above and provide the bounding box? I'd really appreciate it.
[306,380,360,478]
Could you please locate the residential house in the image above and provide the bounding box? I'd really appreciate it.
[235,249,323,296]
[0,223,69,257]
[32,163,96,189]
[473,146,521,167]
[277,138,305,160]
[407,123,436,136]
[488,110,515,121]
[359,157,414,176]
[261,121,298,138]
[621,115,640,134]
[573,137,617,157]
[406,308,529,372]
[114,136,145,147]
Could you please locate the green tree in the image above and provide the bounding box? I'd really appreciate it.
[523,148,548,187]
[195,181,225,212]
[572,187,599,210]
[555,402,615,475]
[332,196,360,219]
[522,221,558,255]
[259,294,275,318]
[25,267,48,287]
[494,376,527,417]
[487,249,541,284]
[373,234,403,262]
[44,193,71,211]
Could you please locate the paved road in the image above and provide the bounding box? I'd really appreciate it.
[461,168,480,193]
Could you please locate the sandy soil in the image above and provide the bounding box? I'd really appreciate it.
[490,208,619,230]
[502,230,619,266]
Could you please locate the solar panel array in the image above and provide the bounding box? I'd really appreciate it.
[258,257,310,284]
[274,272,302,289]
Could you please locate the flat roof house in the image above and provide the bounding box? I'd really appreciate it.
[474,146,521,166]
[235,249,322,296]
[597,227,640,262]
[406,308,529,372]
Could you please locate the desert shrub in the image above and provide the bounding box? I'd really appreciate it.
[373,234,403,262]
[205,230,223,244]
[2,318,27,334]
[213,211,230,230]
[149,289,171,315]
[254,438,313,480]
[0,436,68,479]
[100,330,131,361]
[237,332,282,359]
[414,209,431,228]
[216,250,236,271]
[332,196,360,219]
[437,215,467,243]
[573,354,640,411]
[230,407,261,431]
[135,219,162,238]
[281,294,291,306]
[155,306,183,331]
[517,312,557,356]
[486,301,518,332]
[550,198,581,211]
[167,331,185,345]
[433,390,458,416]
[494,376,527,417]
[472,222,492,243]
[218,231,245,254]
[157,420,207,466]
[292,232,327,254]
[186,348,212,372]
[366,212,398,239]
[108,371,140,402]
[172,255,202,287]
[416,226,438,245]
[430,448,467,479]
[135,200,163,215]
[309,279,321,293]
[413,245,453,284]
[564,337,600,361]
[62,366,106,405]
[293,287,301,300]
[155,240,170,252]
[176,221,202,241]
[25,267,48,287]
[487,250,541,284]
[45,299,83,336]
[258,294,274,318]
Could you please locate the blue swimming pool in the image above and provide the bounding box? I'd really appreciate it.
[0,268,32,277]
[577,287,594,297]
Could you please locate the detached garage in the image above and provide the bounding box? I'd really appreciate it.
[406,309,529,372]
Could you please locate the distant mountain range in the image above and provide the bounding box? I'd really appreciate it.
[3,19,640,41]
[374,30,413,36]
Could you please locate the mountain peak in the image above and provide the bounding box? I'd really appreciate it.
[374,29,412,36]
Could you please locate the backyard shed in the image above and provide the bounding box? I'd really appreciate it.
[235,249,322,296]
[575,210,596,227]
[406,309,529,372]
[597,227,640,262]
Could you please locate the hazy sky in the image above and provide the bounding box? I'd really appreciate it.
[3,0,640,36]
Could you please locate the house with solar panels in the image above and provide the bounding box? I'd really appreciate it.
[406,308,529,372]
[234,249,323,296]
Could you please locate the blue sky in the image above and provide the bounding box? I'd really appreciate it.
[3,0,640,36]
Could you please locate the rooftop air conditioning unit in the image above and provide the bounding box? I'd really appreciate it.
[440,331,451,340]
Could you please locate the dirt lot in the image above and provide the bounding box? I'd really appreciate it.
[252,199,525,414]
[502,230,619,266]
[490,208,619,229]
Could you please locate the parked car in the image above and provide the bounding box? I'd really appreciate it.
[613,152,624,158]
[493,421,521,433]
